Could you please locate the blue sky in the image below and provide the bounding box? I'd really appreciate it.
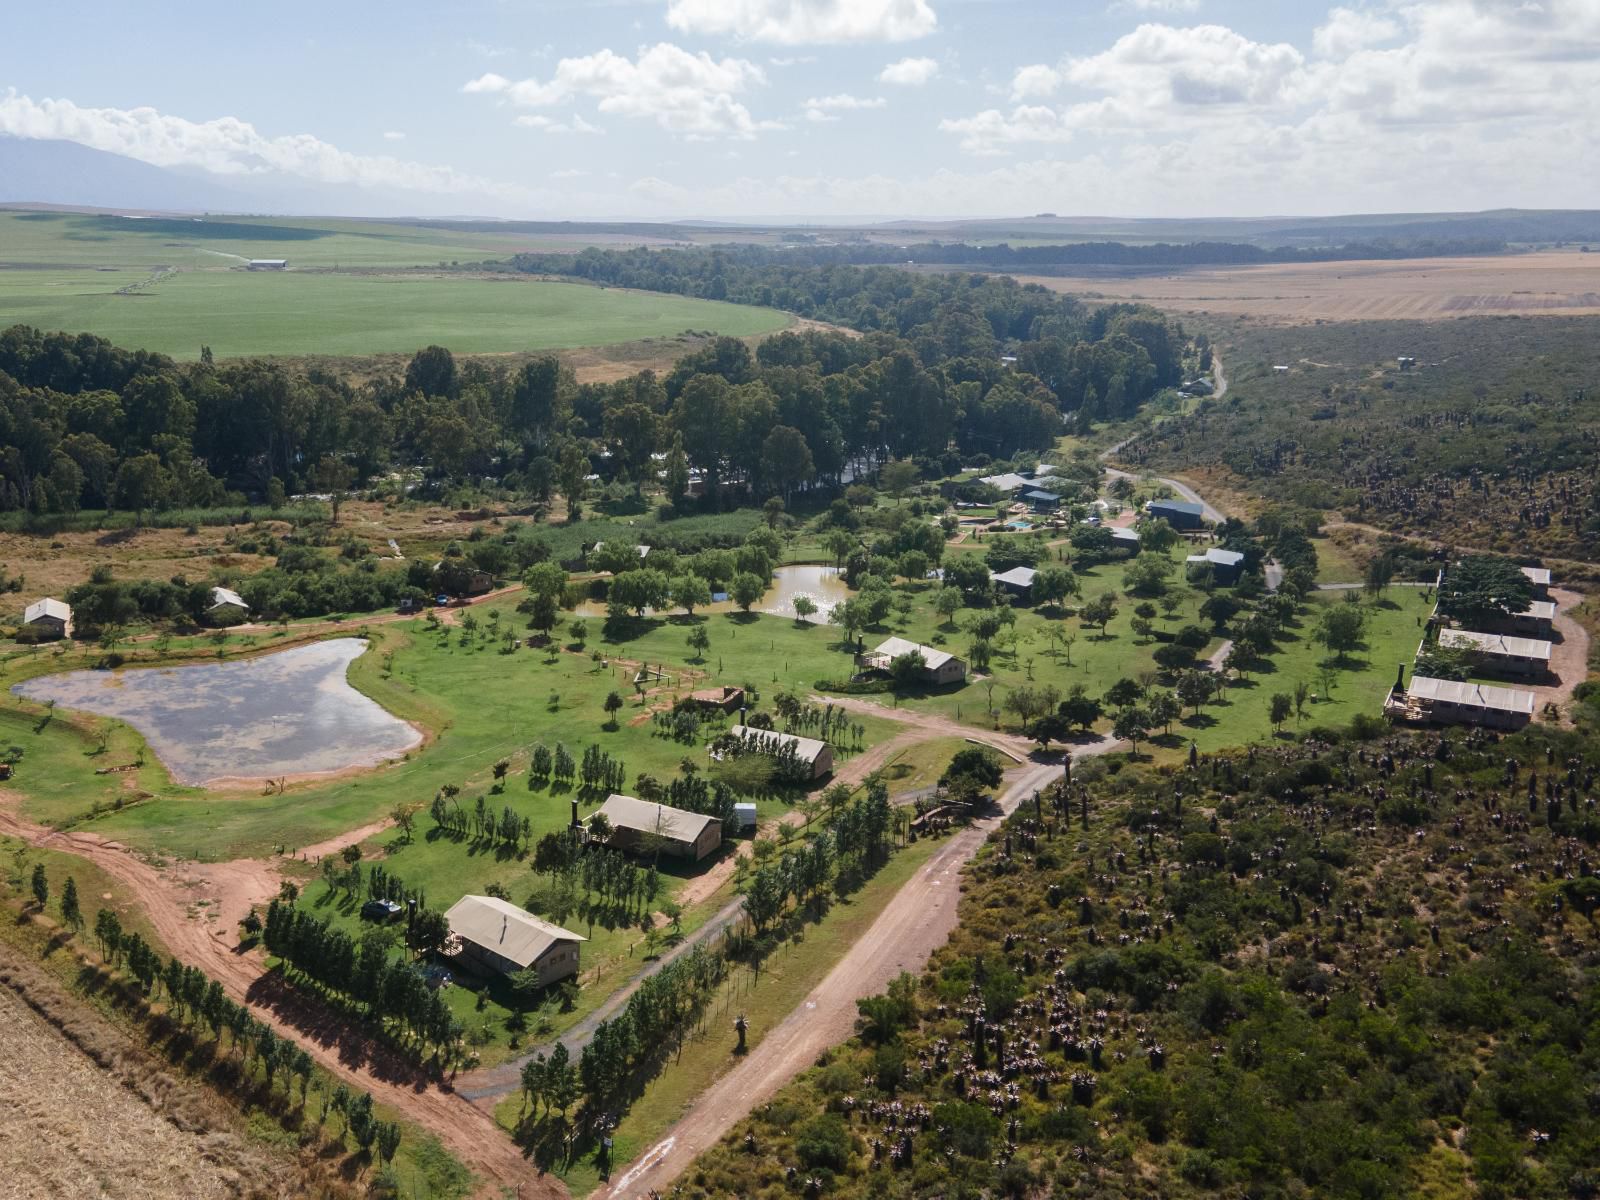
[2,0,1596,219]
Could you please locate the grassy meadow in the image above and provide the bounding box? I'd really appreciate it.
[591,537,1431,755]
[0,269,789,359]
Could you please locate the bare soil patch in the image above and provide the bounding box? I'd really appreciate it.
[1017,251,1600,323]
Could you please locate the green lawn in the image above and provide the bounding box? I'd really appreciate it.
[1,612,894,1055]
[0,268,789,359]
[0,210,613,269]
[589,537,1431,757]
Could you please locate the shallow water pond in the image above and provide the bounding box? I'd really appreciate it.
[12,638,420,786]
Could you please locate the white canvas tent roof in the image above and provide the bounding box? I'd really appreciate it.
[594,794,719,845]
[24,597,70,623]
[729,724,829,764]
[444,895,584,969]
[1408,675,1536,715]
[866,636,958,671]
[1439,628,1553,662]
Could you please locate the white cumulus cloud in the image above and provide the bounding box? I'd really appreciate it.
[462,44,780,138]
[1312,6,1400,58]
[0,89,505,196]
[878,55,939,85]
[664,0,937,45]
[803,93,887,122]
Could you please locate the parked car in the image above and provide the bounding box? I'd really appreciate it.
[361,898,403,922]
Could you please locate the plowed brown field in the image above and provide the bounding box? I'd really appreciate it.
[1018,251,1600,322]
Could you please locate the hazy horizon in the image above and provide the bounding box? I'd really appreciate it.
[3,0,1597,221]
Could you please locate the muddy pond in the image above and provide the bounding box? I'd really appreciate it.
[12,638,421,787]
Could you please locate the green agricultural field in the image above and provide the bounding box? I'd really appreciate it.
[0,267,789,359]
[0,209,790,358]
[0,210,607,269]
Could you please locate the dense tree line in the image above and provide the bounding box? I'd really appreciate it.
[262,899,462,1057]
[577,944,726,1106]
[0,273,1183,519]
[83,907,402,1163]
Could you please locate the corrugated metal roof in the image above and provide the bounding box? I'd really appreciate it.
[209,586,248,610]
[444,895,584,969]
[1521,566,1551,585]
[1408,675,1536,714]
[595,794,719,844]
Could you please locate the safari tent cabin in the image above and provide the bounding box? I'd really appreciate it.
[1145,499,1206,530]
[1386,675,1535,731]
[591,793,722,862]
[728,725,834,780]
[443,895,584,985]
[1437,628,1553,679]
[858,636,967,685]
[990,566,1037,599]
[22,598,71,640]
[1480,600,1557,639]
[207,586,250,620]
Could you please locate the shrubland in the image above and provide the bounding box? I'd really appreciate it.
[686,719,1600,1199]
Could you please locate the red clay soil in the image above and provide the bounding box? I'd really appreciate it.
[0,795,553,1200]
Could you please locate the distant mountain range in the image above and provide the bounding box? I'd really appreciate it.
[0,136,469,217]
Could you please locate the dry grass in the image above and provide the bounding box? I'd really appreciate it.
[0,953,303,1200]
[1017,250,1600,322]
[0,499,504,607]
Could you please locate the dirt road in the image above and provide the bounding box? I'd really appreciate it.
[0,796,549,1199]
[598,759,1068,1200]
[806,694,1044,762]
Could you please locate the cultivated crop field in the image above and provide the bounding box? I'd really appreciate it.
[1017,250,1600,322]
[0,210,791,358]
[0,984,248,1200]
